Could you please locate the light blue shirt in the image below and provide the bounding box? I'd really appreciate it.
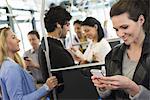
[0,59,49,100]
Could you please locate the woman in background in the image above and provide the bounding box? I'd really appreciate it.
[0,27,58,100]
[71,17,111,64]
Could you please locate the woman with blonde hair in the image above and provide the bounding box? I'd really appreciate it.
[0,27,58,100]
[0,27,24,67]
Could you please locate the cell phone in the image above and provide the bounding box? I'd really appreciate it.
[23,57,30,61]
[90,69,104,76]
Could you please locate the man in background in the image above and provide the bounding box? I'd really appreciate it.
[39,6,74,99]
[23,30,43,87]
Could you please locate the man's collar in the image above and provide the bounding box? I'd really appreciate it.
[30,48,38,54]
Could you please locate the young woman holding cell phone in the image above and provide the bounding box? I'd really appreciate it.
[91,0,150,99]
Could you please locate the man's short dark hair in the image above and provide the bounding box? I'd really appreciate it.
[28,30,40,39]
[44,6,72,32]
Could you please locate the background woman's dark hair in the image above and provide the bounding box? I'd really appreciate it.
[44,6,72,32]
[82,17,104,42]
[73,20,82,25]
[110,0,149,33]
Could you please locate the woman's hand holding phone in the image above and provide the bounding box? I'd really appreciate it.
[91,75,140,96]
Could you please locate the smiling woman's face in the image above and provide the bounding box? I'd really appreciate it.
[82,25,98,41]
[112,12,145,45]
